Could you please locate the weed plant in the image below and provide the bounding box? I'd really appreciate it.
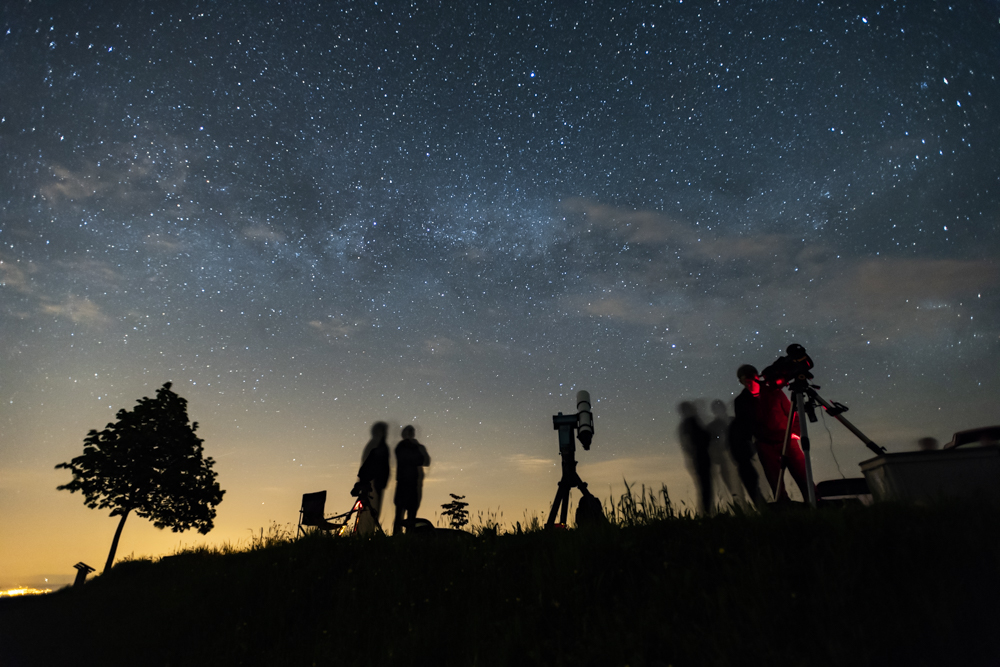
[470,507,504,536]
[605,480,677,526]
[2,492,999,667]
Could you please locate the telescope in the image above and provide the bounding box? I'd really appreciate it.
[763,344,886,507]
[761,343,814,387]
[546,391,604,528]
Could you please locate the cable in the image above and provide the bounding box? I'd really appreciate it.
[820,408,846,478]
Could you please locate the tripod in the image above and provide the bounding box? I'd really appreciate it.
[350,482,385,535]
[774,378,887,507]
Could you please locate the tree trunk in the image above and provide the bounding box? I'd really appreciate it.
[104,508,131,574]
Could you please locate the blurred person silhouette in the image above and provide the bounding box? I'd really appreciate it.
[705,398,746,508]
[678,401,713,515]
[980,433,1000,447]
[917,437,939,451]
[393,424,431,534]
[754,361,812,502]
[355,421,390,534]
[730,365,766,507]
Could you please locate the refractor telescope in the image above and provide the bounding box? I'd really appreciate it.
[546,391,604,528]
[575,391,594,450]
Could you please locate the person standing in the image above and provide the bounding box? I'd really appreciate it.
[356,421,390,533]
[752,366,810,502]
[730,365,765,507]
[705,398,745,508]
[917,437,939,451]
[393,425,430,534]
[677,401,713,516]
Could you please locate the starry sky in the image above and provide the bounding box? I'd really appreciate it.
[2,1,999,587]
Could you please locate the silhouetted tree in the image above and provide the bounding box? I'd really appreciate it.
[56,383,225,573]
[440,493,469,530]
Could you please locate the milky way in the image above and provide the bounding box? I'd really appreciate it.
[2,1,999,583]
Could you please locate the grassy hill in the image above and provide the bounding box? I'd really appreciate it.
[2,499,998,666]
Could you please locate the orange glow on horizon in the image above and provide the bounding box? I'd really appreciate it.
[0,587,52,598]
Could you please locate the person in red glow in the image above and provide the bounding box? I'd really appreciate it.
[737,364,810,502]
[730,365,765,507]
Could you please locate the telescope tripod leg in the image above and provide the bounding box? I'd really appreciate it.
[775,390,818,506]
[806,388,886,457]
[795,391,817,507]
[546,481,571,528]
[773,401,796,501]
[560,486,570,525]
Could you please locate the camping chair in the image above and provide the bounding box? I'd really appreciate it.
[297,490,350,537]
[297,489,384,537]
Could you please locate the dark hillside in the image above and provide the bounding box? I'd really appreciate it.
[2,503,998,666]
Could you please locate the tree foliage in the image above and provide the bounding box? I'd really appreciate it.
[56,383,225,568]
[440,493,469,530]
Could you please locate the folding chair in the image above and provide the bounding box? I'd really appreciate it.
[297,491,349,536]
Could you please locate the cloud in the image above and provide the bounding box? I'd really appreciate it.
[705,233,803,264]
[308,317,360,341]
[39,133,193,212]
[243,225,286,243]
[423,336,456,356]
[574,294,671,325]
[562,197,695,245]
[552,200,999,355]
[54,259,122,288]
[0,258,34,294]
[808,257,999,347]
[39,164,112,202]
[559,198,810,297]
[810,256,998,324]
[1,255,118,327]
[39,295,110,326]
[850,258,997,302]
[144,234,187,253]
[503,453,558,474]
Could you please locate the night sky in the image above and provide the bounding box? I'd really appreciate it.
[2,1,999,587]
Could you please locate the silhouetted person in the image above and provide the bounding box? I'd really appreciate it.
[753,364,811,502]
[393,425,430,534]
[678,401,713,515]
[918,437,939,451]
[980,433,1000,447]
[705,398,745,508]
[356,421,390,533]
[731,365,765,507]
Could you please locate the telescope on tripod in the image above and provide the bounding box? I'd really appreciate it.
[546,390,604,528]
[763,344,887,507]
